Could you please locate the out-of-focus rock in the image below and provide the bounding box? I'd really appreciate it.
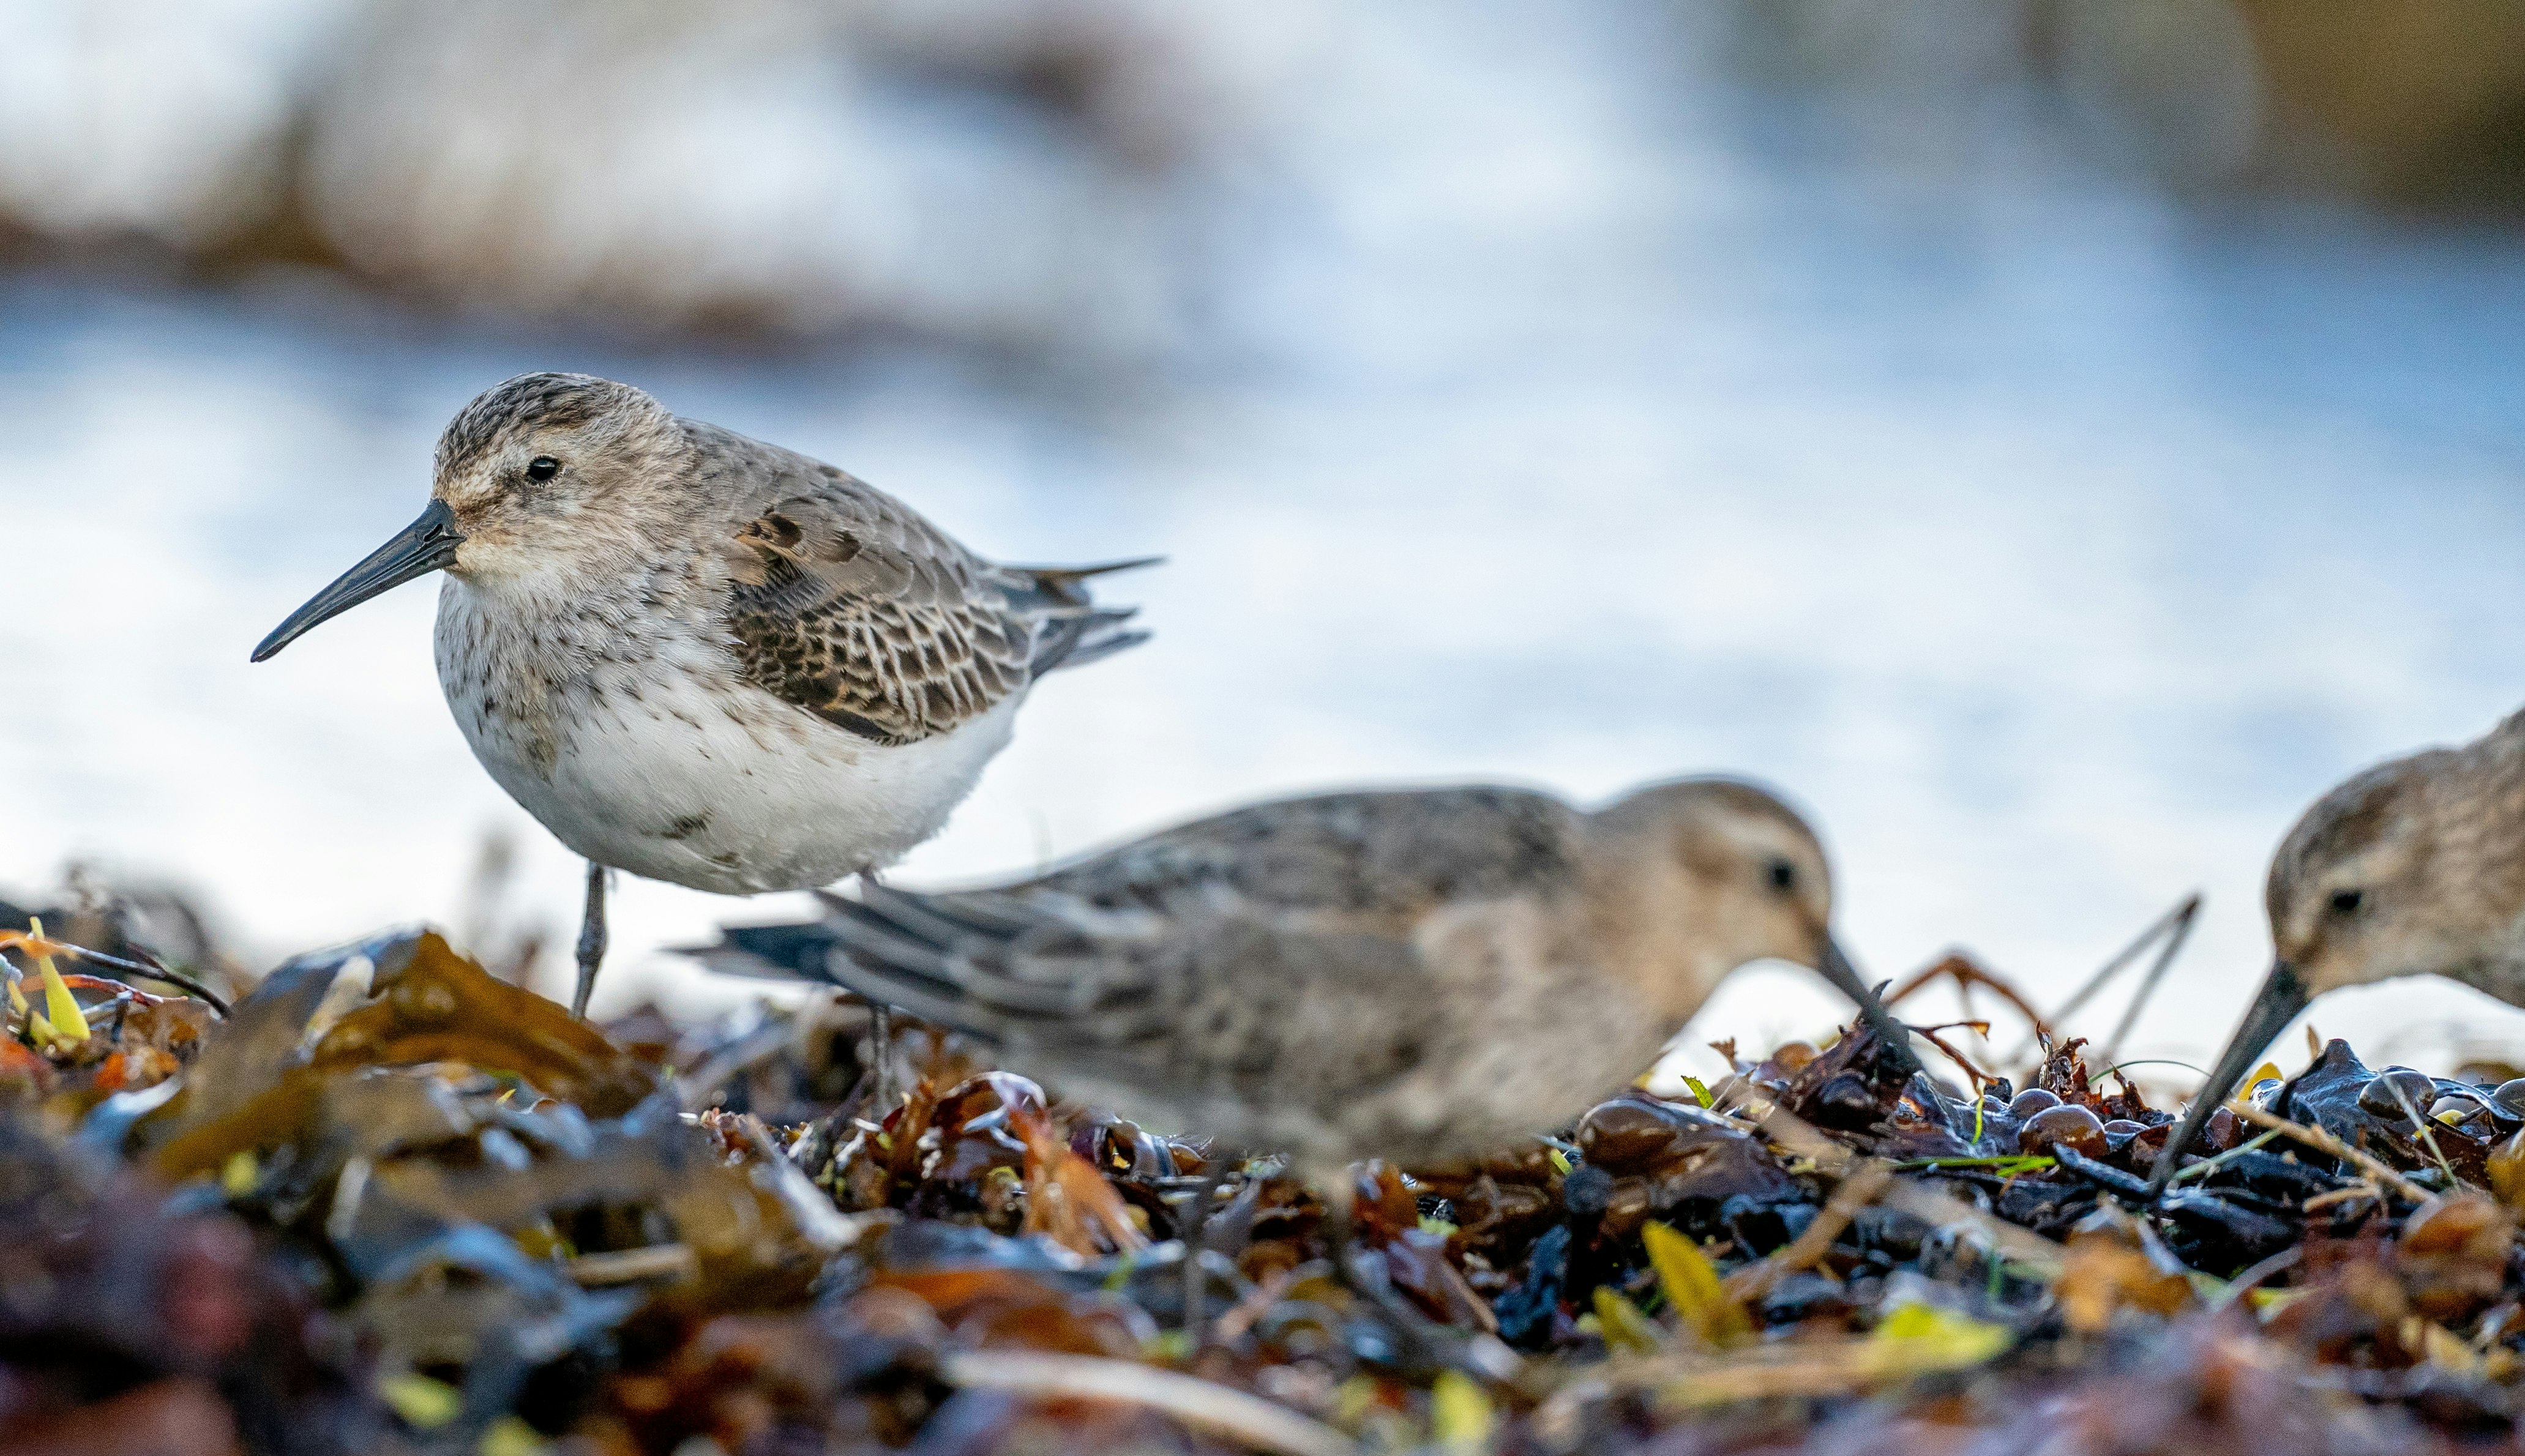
[1705,0,2525,208]
[0,0,361,248]
[1,0,1319,352]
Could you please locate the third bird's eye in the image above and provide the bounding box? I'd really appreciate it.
[526,456,561,482]
[1768,859,1797,892]
[2330,888,2364,916]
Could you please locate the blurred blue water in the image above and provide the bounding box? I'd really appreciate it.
[4,6,2524,1081]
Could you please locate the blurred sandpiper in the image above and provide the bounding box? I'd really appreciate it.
[2147,706,2525,1196]
[252,372,1154,1015]
[708,776,1924,1179]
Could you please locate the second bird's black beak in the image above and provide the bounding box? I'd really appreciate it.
[1816,934,1928,1081]
[2141,958,2311,1200]
[251,499,465,662]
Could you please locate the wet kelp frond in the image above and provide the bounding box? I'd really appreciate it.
[17,923,2525,1453]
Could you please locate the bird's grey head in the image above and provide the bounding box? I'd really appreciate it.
[430,372,689,575]
[2139,745,2500,1202]
[250,371,690,662]
[1585,777,1920,1072]
[2265,746,2503,998]
[1585,778,1836,1013]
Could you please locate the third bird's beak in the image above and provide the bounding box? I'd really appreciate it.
[1816,933,1928,1081]
[251,499,466,662]
[2141,958,2311,1200]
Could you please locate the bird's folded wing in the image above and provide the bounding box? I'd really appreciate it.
[1011,786,1586,931]
[720,471,1041,746]
[809,882,1437,1101]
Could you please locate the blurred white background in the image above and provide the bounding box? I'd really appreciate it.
[5,0,2525,1089]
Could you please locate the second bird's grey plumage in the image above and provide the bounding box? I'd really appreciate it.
[719,777,1863,1175]
[2268,704,2525,1006]
[2149,705,2525,1194]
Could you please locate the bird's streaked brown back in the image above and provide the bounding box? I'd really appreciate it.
[695,420,1139,746]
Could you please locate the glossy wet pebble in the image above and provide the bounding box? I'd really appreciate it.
[1574,1097,1696,1173]
[1768,1040,1820,1075]
[2018,1103,2107,1160]
[2358,1067,2439,1121]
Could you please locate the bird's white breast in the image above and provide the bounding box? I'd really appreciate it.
[435,572,1020,894]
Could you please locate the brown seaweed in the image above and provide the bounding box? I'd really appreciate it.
[17,919,2525,1454]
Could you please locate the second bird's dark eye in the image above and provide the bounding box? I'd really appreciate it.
[1768,859,1798,892]
[2329,888,2363,916]
[525,456,561,482]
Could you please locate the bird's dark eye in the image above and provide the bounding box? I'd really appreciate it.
[525,456,561,482]
[1768,859,1798,892]
[2329,888,2364,916]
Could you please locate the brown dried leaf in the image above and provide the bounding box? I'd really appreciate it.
[308,931,656,1115]
[2057,1234,2195,1334]
[1014,1104,1148,1257]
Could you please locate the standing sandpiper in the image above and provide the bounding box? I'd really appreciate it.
[2147,706,2525,1195]
[252,372,1154,1015]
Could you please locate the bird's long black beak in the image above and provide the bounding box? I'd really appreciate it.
[2141,958,2310,1199]
[1816,933,1927,1080]
[250,499,465,662]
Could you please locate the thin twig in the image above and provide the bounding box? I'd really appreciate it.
[6,937,230,1016]
[937,1350,1360,1456]
[675,1019,793,1112]
[1911,1025,1994,1091]
[2166,1127,2283,1185]
[2208,1245,2302,1310]
[2380,1075,2460,1187]
[2226,1103,2434,1205]
[2300,1182,2381,1213]
[730,1111,871,1251]
[1726,1161,1893,1302]
[732,1111,791,1165]
[2103,1058,2207,1080]
[1886,956,2052,1050]
[1211,1264,1300,1345]
[567,1244,698,1286]
[1738,1096,2067,1275]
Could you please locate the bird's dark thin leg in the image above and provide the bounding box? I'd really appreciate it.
[571,861,607,1018]
[858,868,894,1117]
[866,1004,893,1118]
[1182,1153,1235,1344]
